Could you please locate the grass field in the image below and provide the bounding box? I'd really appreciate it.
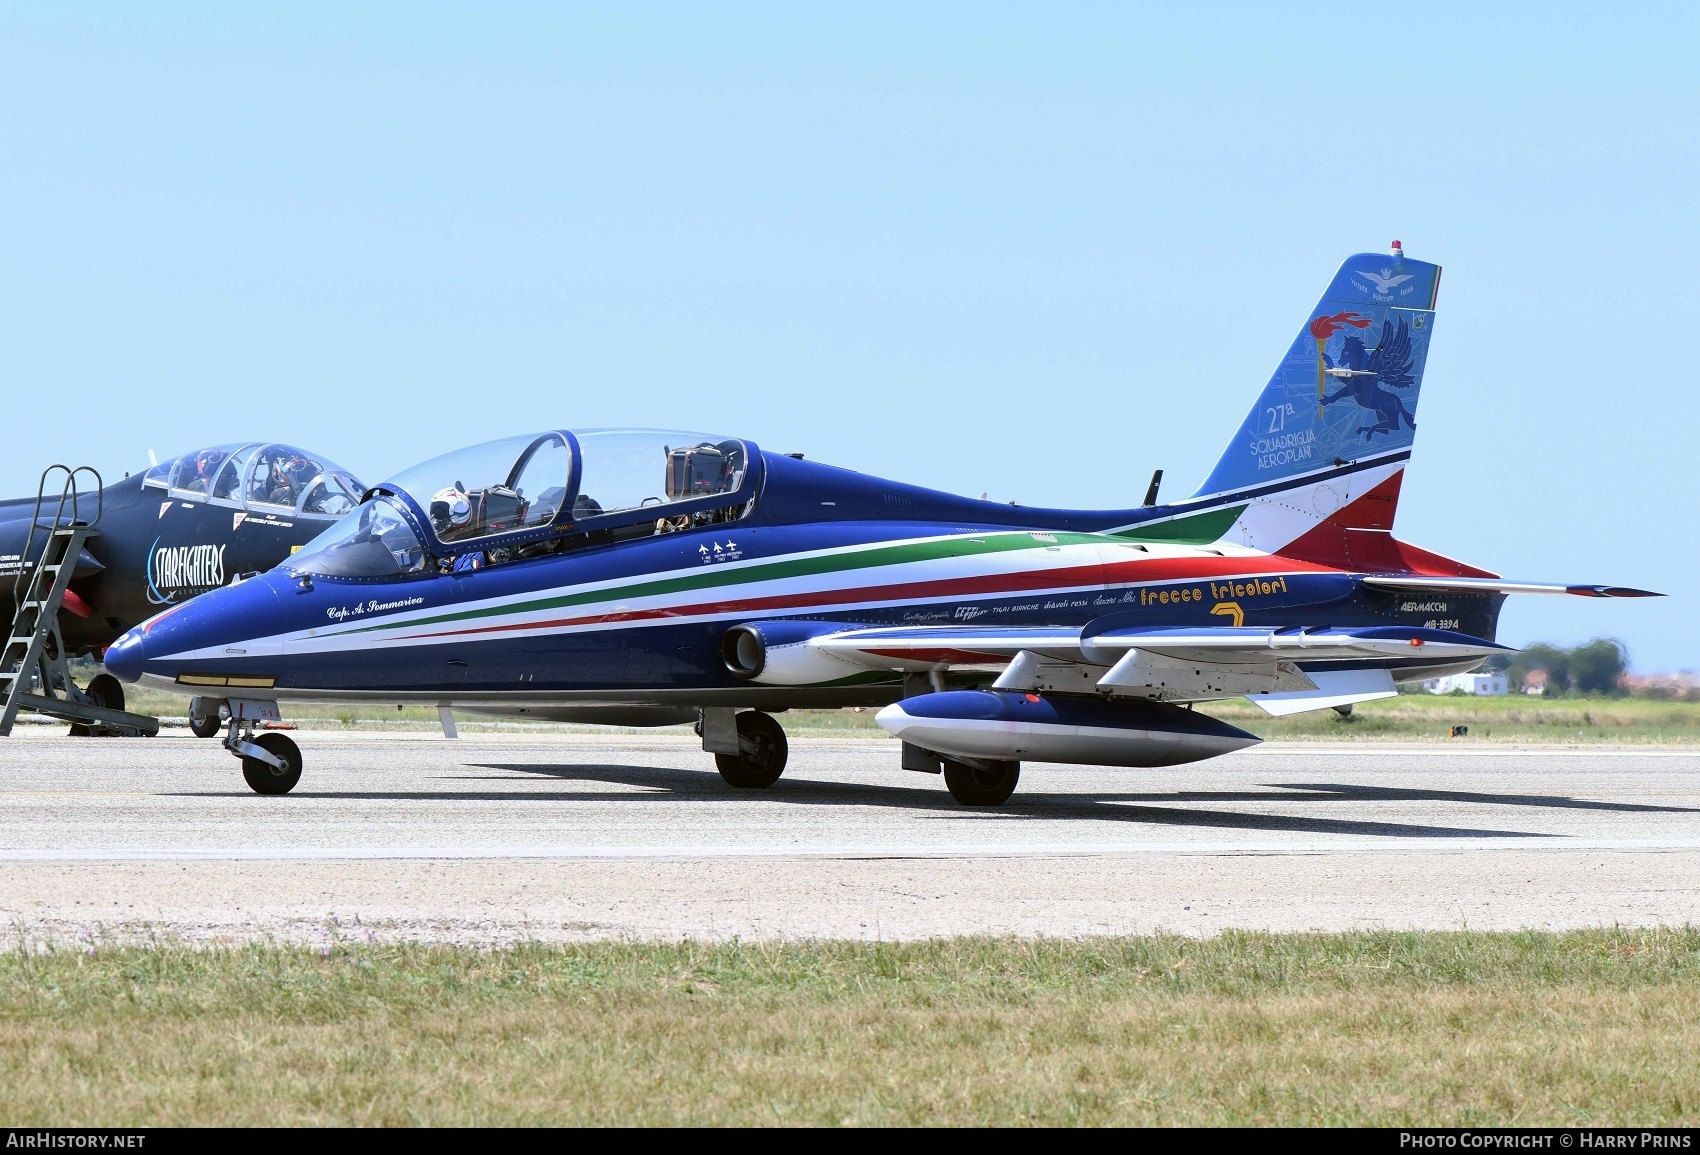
[90,680,1700,744]
[4,930,1699,1126]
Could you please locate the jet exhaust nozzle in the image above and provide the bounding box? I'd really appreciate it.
[875,690,1260,768]
[720,620,865,685]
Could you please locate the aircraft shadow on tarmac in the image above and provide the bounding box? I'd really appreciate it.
[405,761,1557,841]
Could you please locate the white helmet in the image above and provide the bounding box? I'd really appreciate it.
[432,486,472,528]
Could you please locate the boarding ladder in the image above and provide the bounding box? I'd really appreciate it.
[0,466,158,737]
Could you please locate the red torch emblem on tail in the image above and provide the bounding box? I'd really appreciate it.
[1308,311,1373,416]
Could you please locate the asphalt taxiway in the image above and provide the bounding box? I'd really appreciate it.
[3,731,1698,943]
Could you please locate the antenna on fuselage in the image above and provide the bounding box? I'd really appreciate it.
[1142,469,1164,506]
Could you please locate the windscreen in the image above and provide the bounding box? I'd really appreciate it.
[288,499,427,578]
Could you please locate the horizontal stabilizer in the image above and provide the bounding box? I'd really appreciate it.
[1362,575,1663,598]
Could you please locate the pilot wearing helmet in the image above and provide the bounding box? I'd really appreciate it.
[184,449,227,494]
[430,484,475,538]
[260,452,316,507]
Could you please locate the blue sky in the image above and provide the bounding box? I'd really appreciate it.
[2,3,1695,669]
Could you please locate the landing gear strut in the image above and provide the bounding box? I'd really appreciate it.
[703,709,789,788]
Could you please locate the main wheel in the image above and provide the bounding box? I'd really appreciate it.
[241,733,302,795]
[68,673,127,737]
[714,711,789,788]
[86,673,125,712]
[189,713,222,739]
[942,759,1020,806]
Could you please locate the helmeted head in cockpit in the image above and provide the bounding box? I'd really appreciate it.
[143,442,363,520]
[286,429,755,580]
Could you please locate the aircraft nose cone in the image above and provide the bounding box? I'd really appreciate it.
[103,627,146,683]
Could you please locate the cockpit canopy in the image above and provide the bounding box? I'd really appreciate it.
[143,443,363,521]
[287,429,757,580]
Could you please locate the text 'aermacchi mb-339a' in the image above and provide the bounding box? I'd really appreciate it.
[104,245,1659,803]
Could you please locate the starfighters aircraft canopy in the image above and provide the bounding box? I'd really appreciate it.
[143,443,364,522]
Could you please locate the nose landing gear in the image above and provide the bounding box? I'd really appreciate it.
[210,698,303,795]
[239,731,302,794]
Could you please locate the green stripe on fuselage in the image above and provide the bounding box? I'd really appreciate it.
[1113,505,1245,545]
[329,530,1113,637]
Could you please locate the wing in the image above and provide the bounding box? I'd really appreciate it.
[735,619,1505,714]
[1367,316,1415,388]
[1388,273,1413,287]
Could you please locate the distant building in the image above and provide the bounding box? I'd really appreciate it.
[1423,672,1508,696]
[1521,668,1548,696]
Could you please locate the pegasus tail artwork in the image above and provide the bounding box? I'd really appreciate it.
[1129,242,1443,570]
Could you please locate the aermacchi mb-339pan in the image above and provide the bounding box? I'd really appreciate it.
[104,245,1658,803]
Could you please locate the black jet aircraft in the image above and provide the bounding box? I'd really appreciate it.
[1,442,362,726]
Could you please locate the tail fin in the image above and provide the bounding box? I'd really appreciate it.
[1191,244,1441,559]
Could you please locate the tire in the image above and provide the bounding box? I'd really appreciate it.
[68,674,126,737]
[942,759,1020,806]
[714,711,789,788]
[189,713,222,739]
[86,674,125,712]
[241,733,302,795]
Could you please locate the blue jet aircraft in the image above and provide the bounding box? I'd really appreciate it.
[104,245,1657,803]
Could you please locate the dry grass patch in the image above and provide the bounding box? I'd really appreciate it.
[4,930,1700,1125]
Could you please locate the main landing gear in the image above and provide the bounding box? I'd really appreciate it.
[941,758,1021,806]
[699,708,789,788]
[903,741,1022,806]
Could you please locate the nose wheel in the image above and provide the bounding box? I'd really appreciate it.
[239,732,302,795]
[219,704,303,795]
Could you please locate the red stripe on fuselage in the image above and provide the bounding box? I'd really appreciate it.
[389,553,1338,643]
